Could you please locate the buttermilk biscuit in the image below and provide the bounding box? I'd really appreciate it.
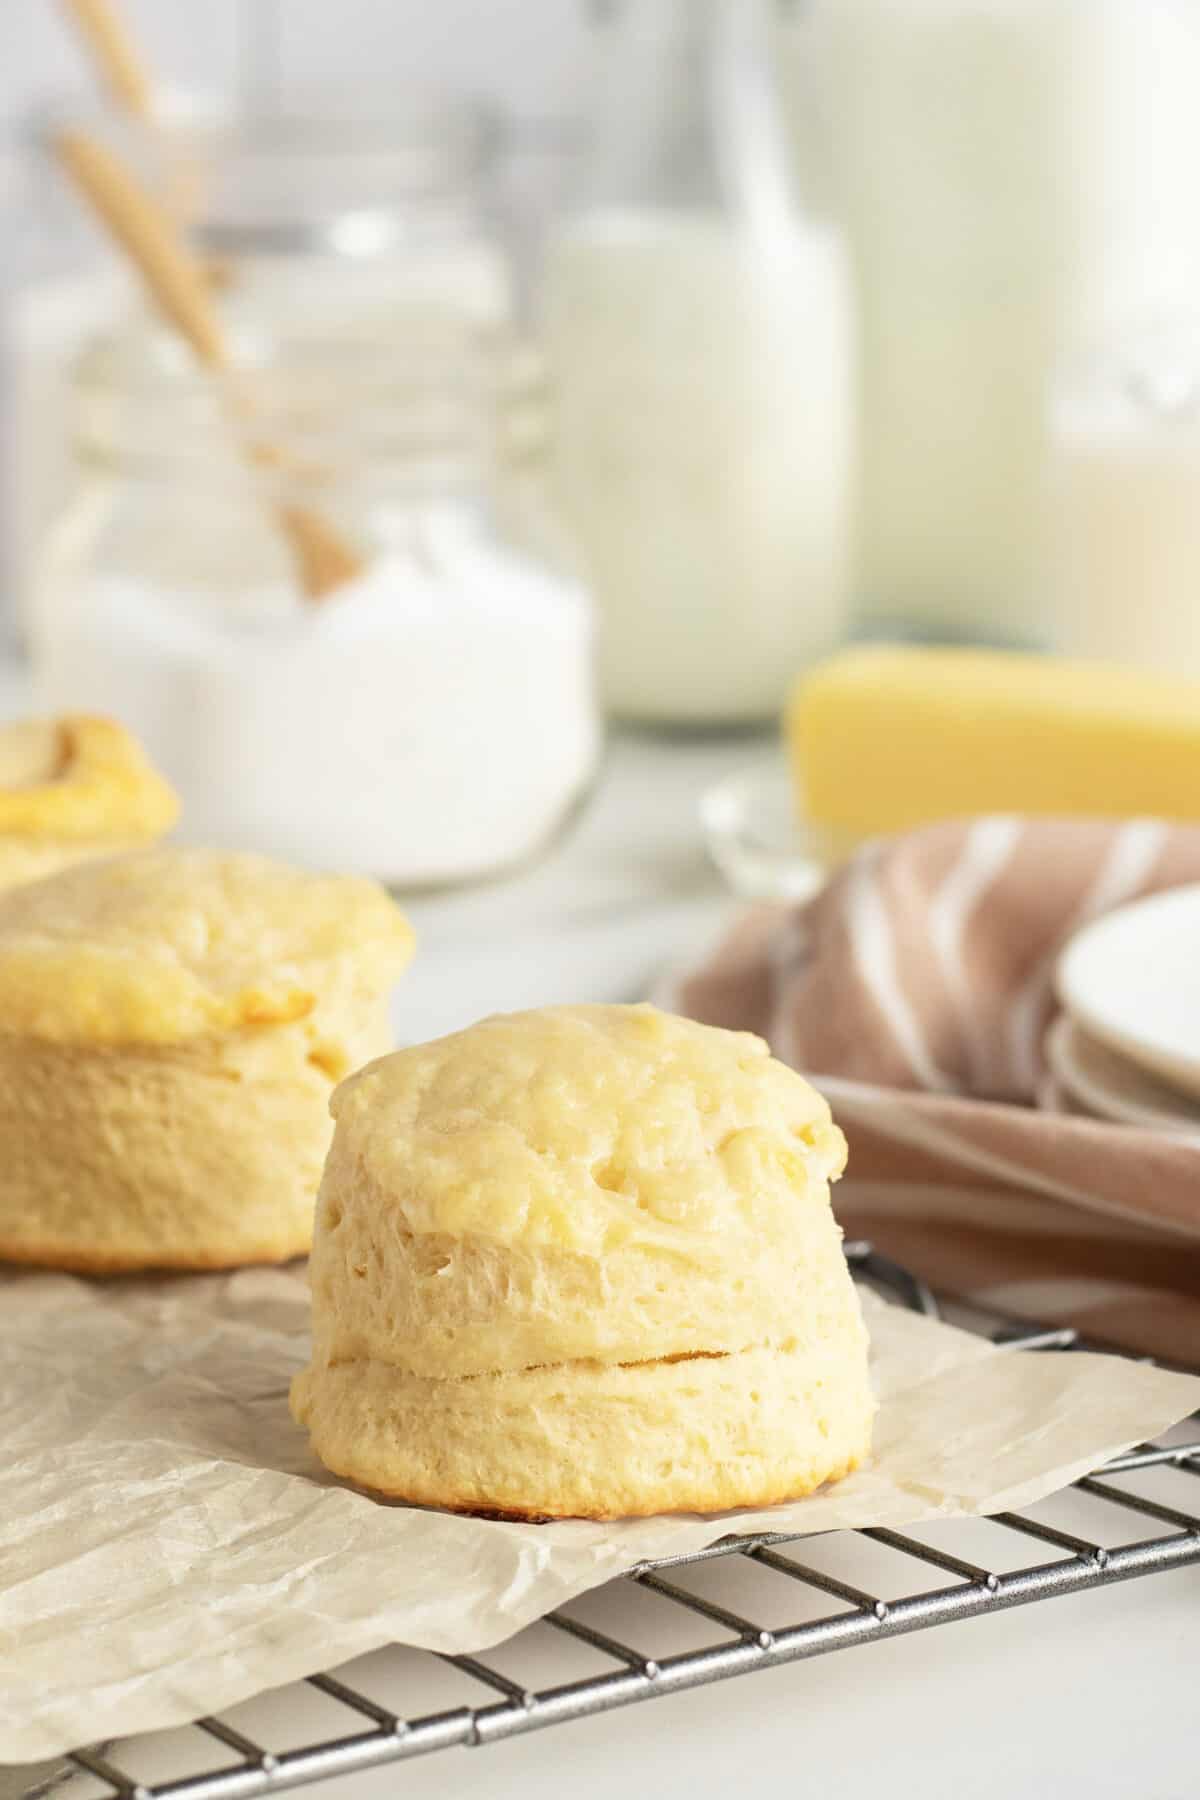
[291,1003,874,1519]
[0,848,413,1272]
[0,714,178,891]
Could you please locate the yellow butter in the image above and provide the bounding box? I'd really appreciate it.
[789,646,1200,838]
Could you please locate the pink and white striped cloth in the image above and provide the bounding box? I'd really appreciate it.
[669,817,1200,1363]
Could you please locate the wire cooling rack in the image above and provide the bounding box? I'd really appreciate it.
[17,1243,1200,1800]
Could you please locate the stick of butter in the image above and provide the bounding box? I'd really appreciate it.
[788,645,1200,839]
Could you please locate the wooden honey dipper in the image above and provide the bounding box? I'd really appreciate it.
[59,0,234,288]
[61,0,155,118]
[55,127,363,601]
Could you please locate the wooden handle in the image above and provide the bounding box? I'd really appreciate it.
[56,129,227,366]
[55,129,363,601]
[277,503,370,600]
[60,0,154,118]
[61,0,225,286]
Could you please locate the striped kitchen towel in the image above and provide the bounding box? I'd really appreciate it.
[669,817,1200,1363]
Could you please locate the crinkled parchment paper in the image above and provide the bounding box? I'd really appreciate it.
[2,1265,1198,1763]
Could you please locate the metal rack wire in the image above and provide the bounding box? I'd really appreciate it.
[19,1244,1200,1800]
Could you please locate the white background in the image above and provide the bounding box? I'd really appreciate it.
[0,1,594,134]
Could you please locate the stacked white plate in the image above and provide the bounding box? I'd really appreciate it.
[1053,885,1200,1137]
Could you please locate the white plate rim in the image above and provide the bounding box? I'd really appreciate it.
[1056,883,1200,1102]
[1044,1014,1200,1136]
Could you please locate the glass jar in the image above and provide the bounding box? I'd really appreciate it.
[173,89,512,336]
[541,0,853,728]
[2,99,136,645]
[32,316,598,888]
[15,87,516,646]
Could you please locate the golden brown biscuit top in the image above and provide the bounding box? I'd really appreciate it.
[0,715,179,841]
[0,848,413,1043]
[332,1003,845,1261]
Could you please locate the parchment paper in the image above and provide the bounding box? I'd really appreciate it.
[2,1264,1198,1764]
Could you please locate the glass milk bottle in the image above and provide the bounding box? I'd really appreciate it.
[814,0,1061,649]
[799,0,1200,648]
[1049,325,1200,676]
[541,0,852,726]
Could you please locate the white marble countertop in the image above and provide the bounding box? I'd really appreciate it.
[4,709,1198,1800]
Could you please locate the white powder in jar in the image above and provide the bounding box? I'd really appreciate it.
[36,510,599,885]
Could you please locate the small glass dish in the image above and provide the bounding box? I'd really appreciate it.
[700,760,838,902]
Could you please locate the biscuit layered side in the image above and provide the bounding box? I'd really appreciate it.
[0,849,413,1272]
[291,1004,875,1519]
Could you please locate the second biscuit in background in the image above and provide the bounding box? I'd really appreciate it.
[0,847,413,1272]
